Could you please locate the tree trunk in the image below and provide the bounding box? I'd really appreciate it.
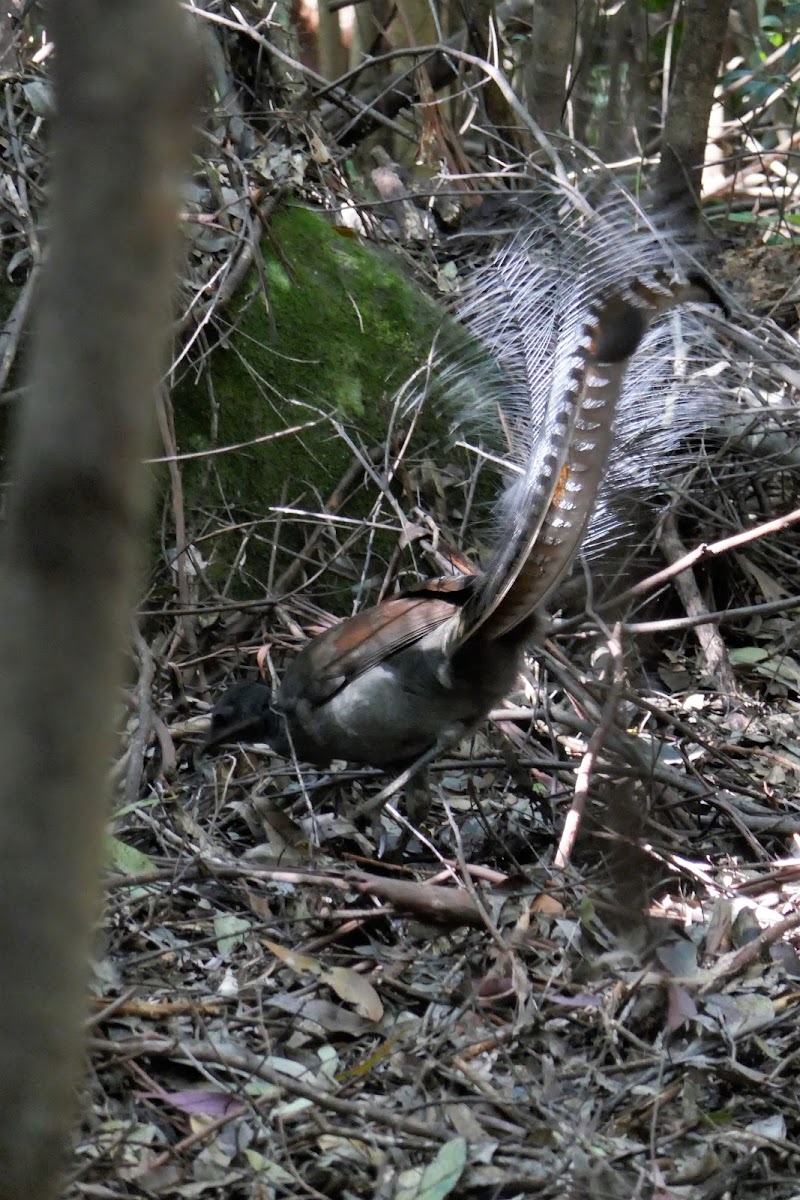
[0,3,196,1198]
[317,0,347,80]
[522,0,576,134]
[656,0,732,215]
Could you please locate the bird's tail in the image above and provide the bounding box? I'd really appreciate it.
[443,200,722,645]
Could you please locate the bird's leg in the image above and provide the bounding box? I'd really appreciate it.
[352,736,451,820]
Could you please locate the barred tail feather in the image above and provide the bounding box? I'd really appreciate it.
[445,198,722,644]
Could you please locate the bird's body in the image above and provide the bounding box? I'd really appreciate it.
[274,579,532,765]
[210,577,531,765]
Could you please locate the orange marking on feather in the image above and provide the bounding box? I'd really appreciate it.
[551,463,571,506]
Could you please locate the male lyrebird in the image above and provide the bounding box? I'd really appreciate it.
[207,205,720,777]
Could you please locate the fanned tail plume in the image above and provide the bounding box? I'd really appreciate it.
[441,198,723,643]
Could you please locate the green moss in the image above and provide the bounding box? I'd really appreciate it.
[256,205,442,417]
[171,205,457,597]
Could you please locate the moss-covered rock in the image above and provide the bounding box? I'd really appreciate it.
[171,204,455,597]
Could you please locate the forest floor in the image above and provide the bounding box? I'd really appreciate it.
[77,224,800,1199]
[1,10,794,1196]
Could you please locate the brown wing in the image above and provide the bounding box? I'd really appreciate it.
[281,578,474,708]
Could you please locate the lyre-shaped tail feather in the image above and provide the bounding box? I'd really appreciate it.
[451,206,719,647]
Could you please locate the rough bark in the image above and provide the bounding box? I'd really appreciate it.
[656,0,732,215]
[522,0,576,134]
[0,3,196,1198]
